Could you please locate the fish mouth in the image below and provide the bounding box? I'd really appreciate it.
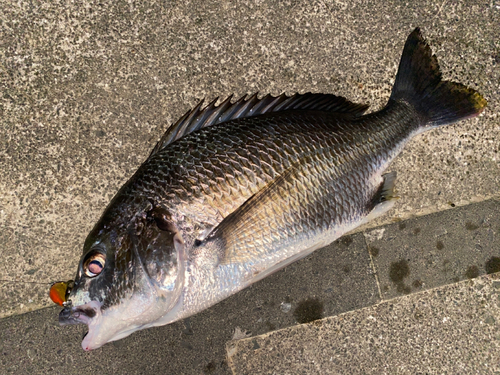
[59,299,141,351]
[59,305,98,326]
[58,300,104,351]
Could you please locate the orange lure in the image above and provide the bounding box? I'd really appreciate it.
[49,281,73,306]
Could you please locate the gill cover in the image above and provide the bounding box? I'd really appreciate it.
[132,205,185,296]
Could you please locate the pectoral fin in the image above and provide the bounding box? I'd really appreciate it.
[195,155,329,267]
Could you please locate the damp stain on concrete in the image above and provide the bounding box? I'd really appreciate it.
[203,362,216,374]
[389,260,409,283]
[465,221,480,231]
[389,260,411,294]
[368,246,380,258]
[369,246,379,257]
[465,265,480,279]
[265,321,276,332]
[412,279,423,289]
[342,264,352,274]
[339,236,353,247]
[485,257,500,274]
[293,298,324,324]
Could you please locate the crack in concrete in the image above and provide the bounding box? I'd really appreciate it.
[362,231,383,301]
[0,280,51,285]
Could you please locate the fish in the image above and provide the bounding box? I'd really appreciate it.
[52,28,486,351]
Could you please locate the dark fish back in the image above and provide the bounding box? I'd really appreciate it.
[123,104,419,237]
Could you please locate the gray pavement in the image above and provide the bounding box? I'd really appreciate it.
[1,0,499,374]
[366,198,500,298]
[227,273,500,374]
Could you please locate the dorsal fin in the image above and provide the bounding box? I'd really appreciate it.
[150,92,369,156]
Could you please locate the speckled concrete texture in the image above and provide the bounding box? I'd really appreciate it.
[366,197,500,298]
[227,273,500,374]
[1,0,499,318]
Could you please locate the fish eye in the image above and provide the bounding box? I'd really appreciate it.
[83,251,106,278]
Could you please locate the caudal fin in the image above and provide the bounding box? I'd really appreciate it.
[390,28,487,126]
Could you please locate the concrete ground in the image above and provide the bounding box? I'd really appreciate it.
[1,0,499,374]
[227,272,500,374]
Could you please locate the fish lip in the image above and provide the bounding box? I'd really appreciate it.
[57,300,104,351]
[58,302,100,326]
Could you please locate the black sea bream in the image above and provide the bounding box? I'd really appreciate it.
[51,28,486,350]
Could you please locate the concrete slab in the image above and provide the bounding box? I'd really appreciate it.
[366,197,500,299]
[0,281,51,318]
[226,273,500,374]
[1,0,498,323]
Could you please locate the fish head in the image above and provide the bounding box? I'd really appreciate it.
[58,203,186,351]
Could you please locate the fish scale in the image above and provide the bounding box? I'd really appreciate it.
[140,117,342,230]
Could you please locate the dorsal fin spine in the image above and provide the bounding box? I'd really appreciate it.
[149,92,369,158]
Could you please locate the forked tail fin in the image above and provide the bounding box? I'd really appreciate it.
[390,28,487,127]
